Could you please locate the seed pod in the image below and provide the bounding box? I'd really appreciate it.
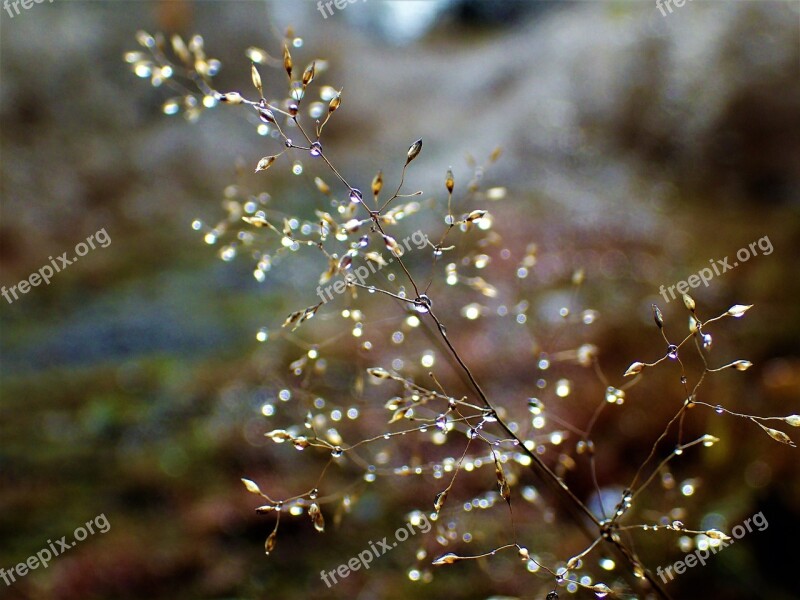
[283,43,293,78]
[432,553,459,565]
[265,531,277,555]
[445,168,454,194]
[383,234,403,257]
[705,529,731,541]
[365,252,388,267]
[466,209,487,222]
[343,219,362,233]
[328,90,341,113]
[624,361,645,377]
[495,463,510,503]
[308,502,325,532]
[302,61,316,86]
[241,478,263,494]
[652,304,664,329]
[220,92,244,105]
[257,106,275,123]
[251,63,263,96]
[242,216,268,228]
[265,429,293,442]
[255,156,276,172]
[784,415,800,427]
[406,138,423,165]
[756,423,795,447]
[682,293,696,312]
[727,304,752,318]
[367,367,391,379]
[372,171,383,197]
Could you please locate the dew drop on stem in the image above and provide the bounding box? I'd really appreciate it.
[414,294,432,314]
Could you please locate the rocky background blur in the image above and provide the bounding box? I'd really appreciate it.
[1,1,798,599]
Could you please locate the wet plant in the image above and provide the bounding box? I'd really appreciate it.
[126,29,796,599]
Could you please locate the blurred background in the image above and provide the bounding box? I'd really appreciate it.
[1,1,798,599]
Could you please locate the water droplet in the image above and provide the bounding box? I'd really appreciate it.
[599,558,615,571]
[163,98,180,115]
[309,488,318,499]
[310,141,322,157]
[414,295,432,314]
[349,188,363,204]
[220,245,236,262]
[462,303,481,320]
[593,583,611,598]
[582,309,599,325]
[331,446,343,458]
[715,405,724,414]
[667,344,679,359]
